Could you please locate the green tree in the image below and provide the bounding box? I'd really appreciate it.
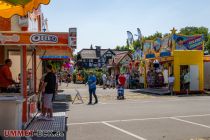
[205,34,210,52]
[132,40,142,50]
[144,31,162,40]
[116,45,121,50]
[73,54,78,61]
[163,33,170,37]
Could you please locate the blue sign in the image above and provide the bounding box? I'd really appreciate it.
[160,52,171,57]
[40,56,69,59]
[146,54,155,59]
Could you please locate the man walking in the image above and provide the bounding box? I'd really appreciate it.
[87,72,98,105]
[41,64,56,120]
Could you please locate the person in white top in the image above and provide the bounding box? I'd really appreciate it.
[163,68,168,85]
[102,73,107,89]
[168,74,175,95]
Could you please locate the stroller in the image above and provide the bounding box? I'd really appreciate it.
[117,86,125,100]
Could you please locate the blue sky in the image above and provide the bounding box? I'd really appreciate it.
[42,0,210,52]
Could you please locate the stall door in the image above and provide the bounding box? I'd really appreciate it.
[190,65,199,91]
[204,62,210,89]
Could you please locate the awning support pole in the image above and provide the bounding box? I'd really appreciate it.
[21,45,28,123]
[33,48,37,93]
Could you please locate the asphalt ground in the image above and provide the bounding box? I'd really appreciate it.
[65,86,210,140]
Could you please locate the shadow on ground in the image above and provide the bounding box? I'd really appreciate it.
[130,89,210,97]
[53,102,70,112]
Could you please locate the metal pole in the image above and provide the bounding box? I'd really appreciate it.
[21,45,28,123]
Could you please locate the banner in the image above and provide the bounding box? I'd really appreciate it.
[0,32,68,46]
[137,28,142,42]
[127,31,134,46]
[173,34,204,50]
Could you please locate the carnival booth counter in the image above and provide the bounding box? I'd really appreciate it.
[0,31,73,139]
[143,29,204,94]
[0,46,38,140]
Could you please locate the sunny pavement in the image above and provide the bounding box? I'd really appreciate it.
[58,83,210,140]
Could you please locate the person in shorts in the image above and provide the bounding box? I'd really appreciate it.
[168,74,175,95]
[37,73,47,119]
[41,64,56,121]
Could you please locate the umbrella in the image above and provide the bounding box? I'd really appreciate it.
[0,0,50,18]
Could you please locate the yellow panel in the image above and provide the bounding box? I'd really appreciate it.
[173,50,203,92]
[0,0,50,18]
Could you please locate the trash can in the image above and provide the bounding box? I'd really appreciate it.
[0,95,24,140]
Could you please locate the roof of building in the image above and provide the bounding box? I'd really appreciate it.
[78,48,129,59]
[108,51,132,65]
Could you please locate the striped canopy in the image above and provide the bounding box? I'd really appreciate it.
[0,0,50,18]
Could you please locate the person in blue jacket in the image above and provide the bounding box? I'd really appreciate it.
[87,72,98,105]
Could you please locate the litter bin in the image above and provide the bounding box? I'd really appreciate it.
[0,95,24,140]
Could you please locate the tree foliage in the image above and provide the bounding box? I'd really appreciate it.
[144,32,162,40]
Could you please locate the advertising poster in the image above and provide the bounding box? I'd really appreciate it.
[69,28,77,48]
[160,36,172,52]
[143,41,153,55]
[153,38,161,53]
[173,34,204,50]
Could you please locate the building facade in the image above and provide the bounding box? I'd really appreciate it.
[76,46,128,68]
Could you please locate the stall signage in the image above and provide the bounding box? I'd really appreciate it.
[69,28,77,48]
[0,33,20,44]
[40,56,69,59]
[160,52,171,57]
[173,34,204,50]
[0,32,69,46]
[146,54,155,59]
[30,34,58,44]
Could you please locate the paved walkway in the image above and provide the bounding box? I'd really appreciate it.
[25,83,210,140]
[67,96,210,140]
[60,83,165,103]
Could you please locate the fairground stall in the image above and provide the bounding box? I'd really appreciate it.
[0,31,74,137]
[129,47,144,88]
[143,28,205,94]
